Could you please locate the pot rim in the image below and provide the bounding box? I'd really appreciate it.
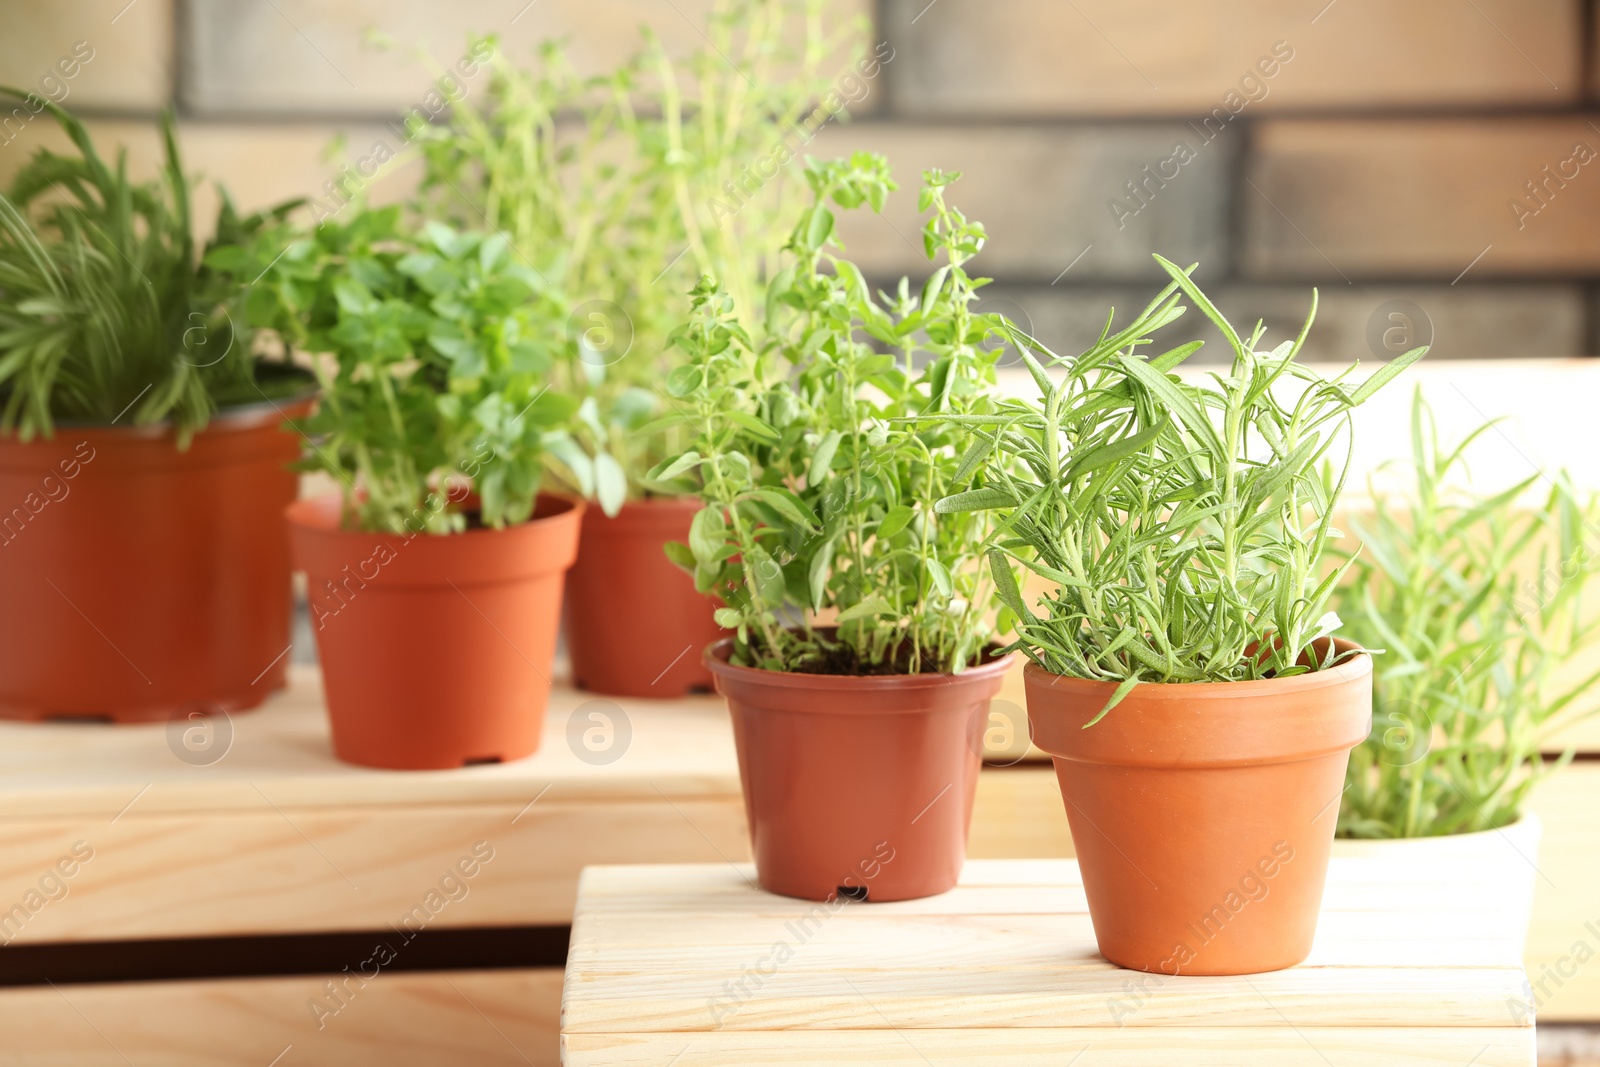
[1332,810,1543,846]
[1022,641,1372,701]
[286,490,584,542]
[704,633,1013,692]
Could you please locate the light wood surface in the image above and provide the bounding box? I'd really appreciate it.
[562,858,1535,1065]
[966,763,1600,1023]
[0,968,563,1066]
[0,666,749,940]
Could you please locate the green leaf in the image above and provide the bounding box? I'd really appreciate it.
[926,557,952,597]
[594,452,627,517]
[754,487,818,531]
[988,549,1030,621]
[663,541,696,571]
[724,409,779,441]
[935,487,1015,513]
[648,451,702,484]
[1348,346,1427,405]
[713,607,744,628]
[688,507,725,566]
[666,364,703,397]
[808,536,835,609]
[809,430,841,482]
[878,504,915,538]
[835,596,895,623]
[805,206,835,250]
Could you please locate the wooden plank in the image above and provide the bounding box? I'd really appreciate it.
[0,666,749,940]
[0,666,740,816]
[1525,765,1600,1022]
[563,860,1534,1039]
[564,1027,1536,1066]
[967,765,1600,1023]
[0,967,562,1066]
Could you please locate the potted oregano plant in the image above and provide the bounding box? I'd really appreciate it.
[415,0,876,697]
[660,156,1011,902]
[1331,390,1600,951]
[247,206,581,769]
[937,257,1425,974]
[0,94,313,723]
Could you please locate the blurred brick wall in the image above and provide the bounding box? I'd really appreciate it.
[1,0,1596,361]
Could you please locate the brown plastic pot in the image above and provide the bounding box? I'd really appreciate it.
[0,394,312,722]
[707,638,1012,903]
[1025,640,1372,975]
[564,497,725,698]
[288,492,583,770]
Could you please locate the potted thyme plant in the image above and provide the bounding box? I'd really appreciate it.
[937,257,1424,974]
[1332,391,1600,950]
[0,94,313,723]
[247,206,581,769]
[414,0,877,697]
[661,156,1011,902]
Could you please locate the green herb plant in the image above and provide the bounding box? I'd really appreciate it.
[935,257,1425,720]
[411,0,867,513]
[1336,391,1600,837]
[658,154,1007,674]
[241,205,576,534]
[0,92,303,442]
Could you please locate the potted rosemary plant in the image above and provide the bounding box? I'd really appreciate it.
[938,257,1424,974]
[415,0,877,697]
[1331,391,1600,950]
[248,206,581,769]
[662,156,1010,902]
[0,94,313,723]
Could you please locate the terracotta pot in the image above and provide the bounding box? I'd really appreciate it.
[0,393,312,722]
[707,638,1012,903]
[1026,641,1372,975]
[564,497,725,697]
[1331,813,1541,955]
[288,492,583,770]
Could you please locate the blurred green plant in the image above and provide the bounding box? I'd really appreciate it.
[236,205,576,533]
[409,0,868,514]
[658,154,1007,674]
[934,257,1424,721]
[1336,391,1600,837]
[0,91,304,443]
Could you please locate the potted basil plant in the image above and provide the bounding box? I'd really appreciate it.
[938,257,1425,974]
[660,156,1011,902]
[416,0,876,697]
[0,94,313,723]
[247,206,580,769]
[1332,390,1600,954]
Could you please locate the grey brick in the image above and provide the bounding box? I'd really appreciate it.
[979,283,1586,365]
[812,121,1233,281]
[0,0,172,113]
[883,0,1577,118]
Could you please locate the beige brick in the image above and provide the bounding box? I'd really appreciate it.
[812,121,1232,280]
[886,0,1577,117]
[0,0,171,112]
[980,283,1585,366]
[182,0,873,116]
[1244,119,1600,277]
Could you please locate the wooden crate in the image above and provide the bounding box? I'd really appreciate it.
[0,968,565,1067]
[0,666,748,940]
[0,666,748,1066]
[563,858,1535,1065]
[968,763,1600,1022]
